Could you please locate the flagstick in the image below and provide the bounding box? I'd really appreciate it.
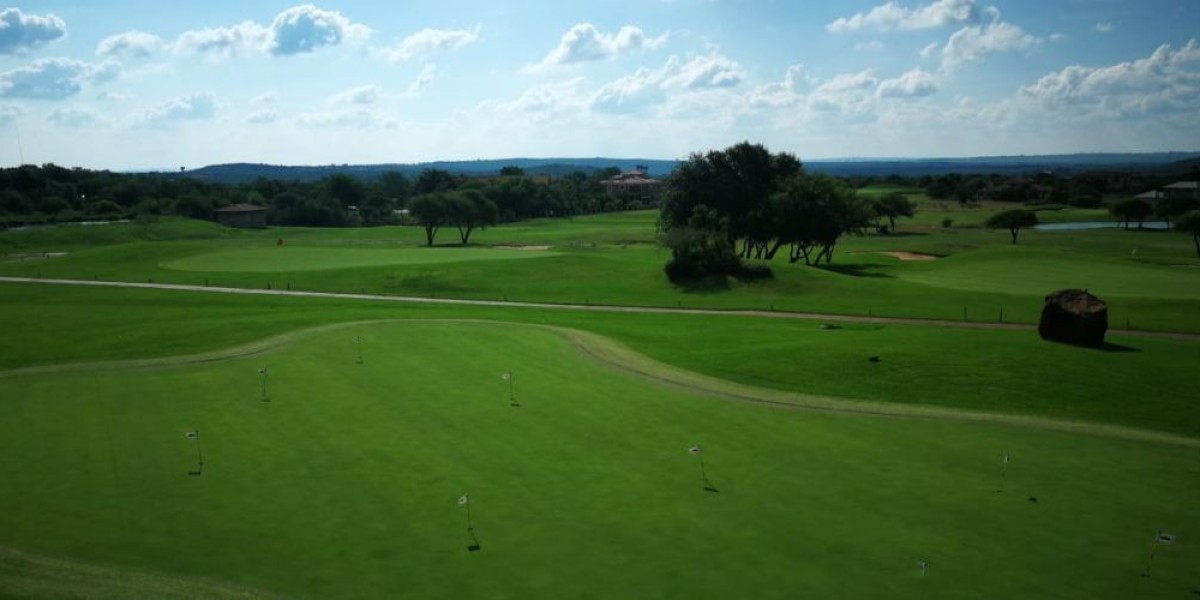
[508,374,515,406]
[260,369,268,401]
[194,432,204,474]
[466,502,473,531]
[699,455,708,485]
[355,336,363,364]
[1143,530,1160,577]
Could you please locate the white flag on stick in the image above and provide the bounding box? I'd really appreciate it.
[458,493,469,507]
[689,445,702,456]
[501,372,511,381]
[1003,453,1010,464]
[258,367,267,375]
[1156,531,1175,544]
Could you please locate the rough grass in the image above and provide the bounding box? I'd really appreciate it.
[1,320,1197,599]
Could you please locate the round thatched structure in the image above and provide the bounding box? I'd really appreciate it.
[1038,289,1108,346]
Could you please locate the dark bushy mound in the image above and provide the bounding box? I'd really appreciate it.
[1038,288,1108,346]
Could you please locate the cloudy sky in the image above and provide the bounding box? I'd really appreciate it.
[1,0,1197,170]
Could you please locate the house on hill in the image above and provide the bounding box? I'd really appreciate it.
[601,167,665,206]
[1164,181,1199,201]
[214,203,268,228]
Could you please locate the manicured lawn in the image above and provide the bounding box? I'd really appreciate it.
[1,319,1197,599]
[165,246,561,272]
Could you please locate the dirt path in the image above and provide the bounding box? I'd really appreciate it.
[3,276,1198,341]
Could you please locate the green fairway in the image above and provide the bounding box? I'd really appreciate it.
[164,245,560,272]
[1,319,1197,599]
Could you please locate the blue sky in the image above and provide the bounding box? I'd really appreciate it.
[1,0,1197,169]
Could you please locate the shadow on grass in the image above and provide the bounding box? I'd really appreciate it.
[814,263,894,279]
[1044,339,1139,353]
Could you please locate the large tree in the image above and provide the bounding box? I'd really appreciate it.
[985,209,1039,245]
[409,193,450,246]
[872,192,917,233]
[1176,210,1200,256]
[1109,198,1154,229]
[772,173,871,264]
[446,189,498,244]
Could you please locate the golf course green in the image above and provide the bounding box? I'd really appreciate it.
[1,198,1198,599]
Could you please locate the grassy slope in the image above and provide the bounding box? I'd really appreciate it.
[3,209,1197,332]
[3,283,1199,438]
[1,321,1197,599]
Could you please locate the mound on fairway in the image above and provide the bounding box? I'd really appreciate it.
[163,246,561,272]
[895,247,1200,299]
[0,321,1196,599]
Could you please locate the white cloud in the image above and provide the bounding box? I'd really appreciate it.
[919,42,939,59]
[827,0,979,33]
[172,4,369,58]
[1049,33,1068,43]
[877,68,939,97]
[660,52,746,89]
[1020,39,1200,118]
[0,8,67,54]
[591,67,666,113]
[140,91,218,122]
[529,23,668,71]
[940,15,1037,70]
[97,91,129,102]
[97,31,161,58]
[172,22,269,58]
[809,70,878,113]
[855,41,885,52]
[747,64,810,108]
[494,77,588,113]
[245,109,278,124]
[267,4,370,56]
[251,91,278,104]
[1095,22,1115,34]
[48,107,98,127]
[0,58,120,100]
[296,109,396,128]
[377,26,479,62]
[329,84,381,105]
[407,65,437,94]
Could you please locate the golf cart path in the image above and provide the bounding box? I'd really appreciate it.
[3,276,1198,341]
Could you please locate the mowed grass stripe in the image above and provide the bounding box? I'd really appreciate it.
[1,321,1197,599]
[164,246,560,272]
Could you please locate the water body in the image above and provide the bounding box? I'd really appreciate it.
[1034,221,1169,231]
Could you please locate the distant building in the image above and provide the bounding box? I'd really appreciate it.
[1164,181,1199,201]
[214,203,268,228]
[601,168,665,205]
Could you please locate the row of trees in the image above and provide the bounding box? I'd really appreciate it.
[0,164,641,229]
[659,142,882,280]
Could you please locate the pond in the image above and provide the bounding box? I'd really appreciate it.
[1034,221,1169,231]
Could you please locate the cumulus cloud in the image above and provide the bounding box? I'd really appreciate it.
[0,58,120,100]
[586,51,745,113]
[251,91,278,104]
[245,109,278,124]
[855,41,885,52]
[808,70,880,114]
[296,109,396,128]
[747,64,810,108]
[377,26,479,62]
[1020,39,1200,117]
[1095,22,1115,34]
[48,107,98,127]
[407,65,437,93]
[140,91,218,122]
[172,4,368,58]
[827,0,979,33]
[97,31,161,58]
[877,68,939,97]
[936,9,1037,70]
[494,77,589,113]
[267,4,370,55]
[329,84,381,105]
[0,8,67,54]
[97,90,129,102]
[173,22,269,58]
[529,23,668,71]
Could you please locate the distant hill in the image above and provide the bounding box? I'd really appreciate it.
[157,152,1200,184]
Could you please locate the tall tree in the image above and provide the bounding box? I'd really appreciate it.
[409,193,449,246]
[985,209,1039,244]
[1109,198,1154,229]
[872,192,917,233]
[1176,210,1200,256]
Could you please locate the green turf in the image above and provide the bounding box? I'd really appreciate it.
[1,320,1196,599]
[164,246,561,272]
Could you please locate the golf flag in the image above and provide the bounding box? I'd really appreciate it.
[258,367,267,375]
[1156,531,1175,544]
[501,372,511,381]
[1003,453,1010,464]
[354,335,361,343]
[185,430,198,439]
[689,445,702,455]
[458,493,469,507]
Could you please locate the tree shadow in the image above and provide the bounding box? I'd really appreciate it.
[467,530,482,552]
[814,263,894,278]
[673,276,732,294]
[1045,339,1139,353]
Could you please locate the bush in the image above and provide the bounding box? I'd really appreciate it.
[941,218,953,228]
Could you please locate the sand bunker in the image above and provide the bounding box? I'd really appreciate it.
[880,251,939,261]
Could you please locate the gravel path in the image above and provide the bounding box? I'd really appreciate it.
[3,276,1198,341]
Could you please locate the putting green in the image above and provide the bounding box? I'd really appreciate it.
[895,247,1200,299]
[163,245,560,272]
[1,320,1196,599]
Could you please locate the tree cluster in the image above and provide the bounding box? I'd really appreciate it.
[659,142,872,281]
[0,163,642,230]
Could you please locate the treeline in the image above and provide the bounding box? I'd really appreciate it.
[857,169,1195,208]
[0,164,646,228]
